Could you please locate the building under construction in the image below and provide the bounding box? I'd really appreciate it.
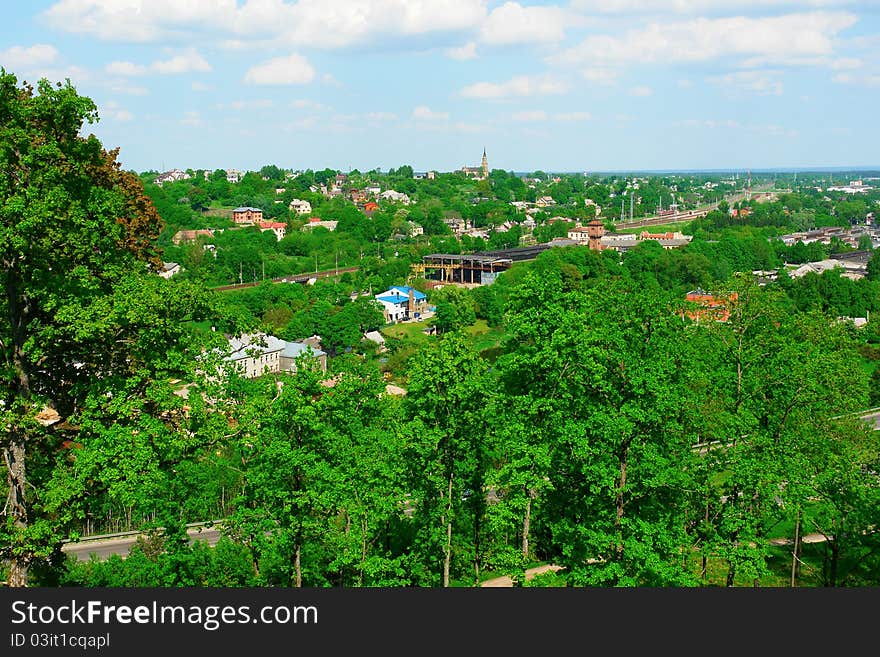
[414,244,555,285]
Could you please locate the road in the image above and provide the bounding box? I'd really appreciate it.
[61,526,222,562]
[860,411,880,430]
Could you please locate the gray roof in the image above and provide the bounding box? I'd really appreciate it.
[226,333,285,360]
[281,341,326,358]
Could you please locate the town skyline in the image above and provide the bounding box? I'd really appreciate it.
[2,1,879,173]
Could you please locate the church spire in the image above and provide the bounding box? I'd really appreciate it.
[480,147,488,178]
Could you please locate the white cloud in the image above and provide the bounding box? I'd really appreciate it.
[218,99,274,110]
[480,2,569,46]
[512,109,591,122]
[244,53,315,85]
[446,42,478,61]
[0,44,59,70]
[101,100,133,121]
[180,110,202,127]
[108,81,149,95]
[43,0,488,49]
[151,48,211,74]
[105,61,147,76]
[833,72,880,87]
[555,111,591,121]
[412,105,450,120]
[460,74,569,99]
[191,81,212,92]
[291,99,330,111]
[366,112,398,121]
[552,12,857,68]
[630,86,653,97]
[708,70,784,96]
[582,68,618,85]
[321,73,342,87]
[570,0,857,14]
[106,49,210,76]
[511,110,548,122]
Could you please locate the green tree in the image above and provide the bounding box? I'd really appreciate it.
[404,334,491,586]
[0,71,227,586]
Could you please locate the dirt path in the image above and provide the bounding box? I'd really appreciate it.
[479,534,828,587]
[480,564,565,587]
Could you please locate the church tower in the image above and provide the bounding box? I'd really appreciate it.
[481,147,488,179]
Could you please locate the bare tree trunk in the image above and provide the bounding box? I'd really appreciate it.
[615,443,629,561]
[359,514,368,588]
[790,509,801,587]
[701,499,709,582]
[443,471,454,588]
[294,542,302,588]
[3,439,30,587]
[726,563,736,587]
[522,494,532,560]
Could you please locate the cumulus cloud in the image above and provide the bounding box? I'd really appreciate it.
[480,2,569,46]
[460,74,569,99]
[151,48,211,74]
[0,44,59,69]
[218,99,275,110]
[708,70,784,96]
[570,0,857,14]
[582,68,618,85]
[446,42,478,61]
[555,111,591,121]
[42,0,487,49]
[511,110,592,122]
[101,100,133,121]
[105,49,211,76]
[511,110,548,122]
[244,53,315,85]
[412,105,450,120]
[552,12,857,68]
[366,111,398,121]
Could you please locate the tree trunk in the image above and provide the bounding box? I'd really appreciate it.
[3,438,30,587]
[701,499,709,582]
[522,494,532,560]
[615,442,629,561]
[294,542,302,588]
[790,509,801,587]
[443,471,454,588]
[726,563,736,587]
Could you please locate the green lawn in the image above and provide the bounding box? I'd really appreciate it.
[465,319,506,353]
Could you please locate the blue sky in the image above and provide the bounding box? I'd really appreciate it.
[2,1,879,174]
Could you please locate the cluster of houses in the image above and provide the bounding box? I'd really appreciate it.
[219,284,431,382]
[153,168,243,186]
[777,225,880,249]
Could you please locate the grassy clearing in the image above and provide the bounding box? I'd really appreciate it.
[464,319,506,353]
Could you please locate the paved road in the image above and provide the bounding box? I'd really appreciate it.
[860,412,880,430]
[62,526,222,562]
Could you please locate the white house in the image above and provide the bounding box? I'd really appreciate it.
[374,286,428,323]
[225,333,326,379]
[379,190,411,205]
[258,221,287,241]
[159,262,181,279]
[289,199,312,215]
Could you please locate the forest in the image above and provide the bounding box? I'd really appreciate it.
[3,72,880,589]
